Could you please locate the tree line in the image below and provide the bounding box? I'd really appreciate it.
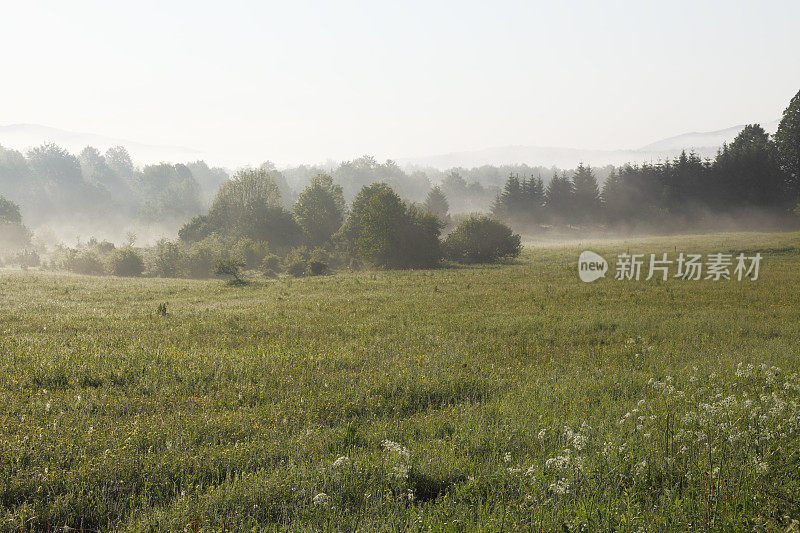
[491,90,800,231]
[2,89,799,274]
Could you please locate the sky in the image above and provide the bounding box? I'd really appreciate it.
[2,0,799,167]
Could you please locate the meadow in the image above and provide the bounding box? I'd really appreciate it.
[2,231,800,531]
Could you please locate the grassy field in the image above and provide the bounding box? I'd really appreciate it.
[2,231,800,531]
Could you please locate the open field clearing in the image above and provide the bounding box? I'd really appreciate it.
[2,231,800,531]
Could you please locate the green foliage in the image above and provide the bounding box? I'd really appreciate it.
[285,247,310,277]
[233,204,303,252]
[423,186,449,221]
[0,195,23,225]
[343,184,442,269]
[306,248,330,276]
[775,89,800,200]
[11,249,40,268]
[108,247,144,277]
[231,238,270,270]
[181,167,302,252]
[260,254,283,274]
[571,163,601,221]
[186,234,229,279]
[178,214,214,243]
[213,257,246,283]
[210,168,282,229]
[545,171,574,221]
[59,249,106,275]
[134,163,203,222]
[293,174,346,247]
[491,173,546,225]
[0,195,32,251]
[444,216,521,263]
[147,239,185,278]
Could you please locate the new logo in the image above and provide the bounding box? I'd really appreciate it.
[578,251,608,282]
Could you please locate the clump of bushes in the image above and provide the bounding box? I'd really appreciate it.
[260,254,283,278]
[285,247,310,277]
[109,248,145,277]
[338,184,442,269]
[11,250,40,268]
[443,216,521,263]
[58,249,106,275]
[283,247,331,277]
[306,248,330,276]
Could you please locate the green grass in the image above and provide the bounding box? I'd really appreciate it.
[2,231,800,531]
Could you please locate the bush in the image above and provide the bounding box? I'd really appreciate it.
[148,239,185,278]
[306,248,329,276]
[260,254,283,273]
[213,258,246,284]
[232,238,270,270]
[443,216,521,263]
[109,247,145,277]
[285,247,309,277]
[179,214,214,243]
[12,250,40,268]
[61,249,106,275]
[185,234,228,279]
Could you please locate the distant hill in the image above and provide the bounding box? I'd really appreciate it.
[400,120,781,170]
[639,119,779,152]
[0,119,782,171]
[0,124,202,164]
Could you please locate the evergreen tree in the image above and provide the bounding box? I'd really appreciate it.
[423,186,450,221]
[713,125,785,209]
[545,171,574,223]
[571,163,601,222]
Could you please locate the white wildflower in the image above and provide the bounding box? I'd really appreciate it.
[382,440,409,459]
[333,456,350,468]
[548,478,570,495]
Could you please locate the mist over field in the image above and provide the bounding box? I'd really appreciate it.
[3,1,800,530]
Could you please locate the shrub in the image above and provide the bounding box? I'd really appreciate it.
[0,221,32,250]
[232,238,269,270]
[213,258,246,284]
[285,247,309,277]
[185,234,228,279]
[109,247,144,277]
[147,239,185,278]
[306,248,329,276]
[260,254,283,273]
[443,216,521,263]
[12,250,40,268]
[62,249,106,275]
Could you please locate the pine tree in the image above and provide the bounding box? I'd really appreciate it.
[423,186,450,221]
[545,171,574,223]
[571,163,601,222]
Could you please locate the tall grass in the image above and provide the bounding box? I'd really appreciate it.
[1,231,799,530]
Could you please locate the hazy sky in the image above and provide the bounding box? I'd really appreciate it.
[2,0,799,166]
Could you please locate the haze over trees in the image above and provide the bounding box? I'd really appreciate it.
[1,89,800,276]
[490,89,800,233]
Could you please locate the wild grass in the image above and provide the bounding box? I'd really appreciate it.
[1,231,800,531]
